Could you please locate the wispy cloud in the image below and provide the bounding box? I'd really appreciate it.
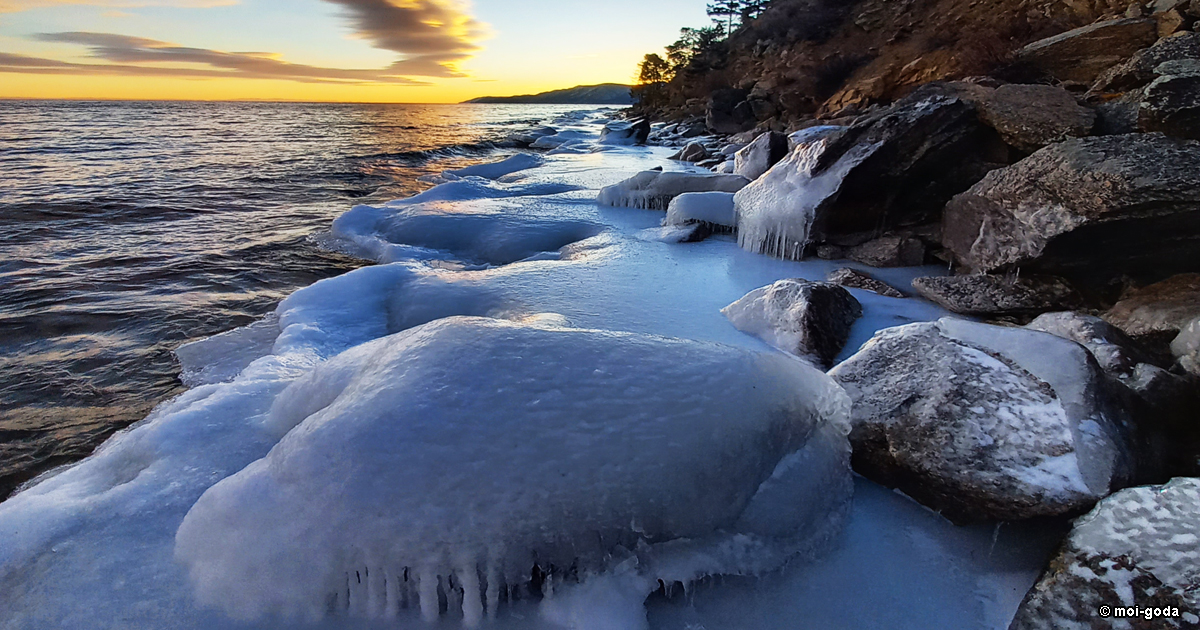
[0,0,489,84]
[2,32,430,83]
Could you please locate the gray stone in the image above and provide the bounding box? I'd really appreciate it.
[1140,63,1200,139]
[721,279,862,368]
[847,235,926,268]
[827,267,905,298]
[1104,273,1200,341]
[1009,478,1200,629]
[912,275,1083,316]
[830,318,1135,522]
[976,84,1096,152]
[669,142,709,162]
[1017,18,1159,84]
[943,134,1200,286]
[1026,312,1149,377]
[1092,31,1200,93]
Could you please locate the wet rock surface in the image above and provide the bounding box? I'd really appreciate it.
[912,274,1083,316]
[722,279,863,368]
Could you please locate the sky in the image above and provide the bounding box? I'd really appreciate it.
[0,0,711,102]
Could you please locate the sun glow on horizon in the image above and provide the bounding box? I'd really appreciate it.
[0,0,710,102]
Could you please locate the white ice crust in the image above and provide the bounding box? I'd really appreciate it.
[665,191,737,228]
[597,171,749,210]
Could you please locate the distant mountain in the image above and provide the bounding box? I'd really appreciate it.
[465,83,634,105]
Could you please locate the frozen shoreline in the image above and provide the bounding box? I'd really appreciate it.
[0,110,1062,630]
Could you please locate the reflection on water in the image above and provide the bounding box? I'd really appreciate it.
[0,100,589,498]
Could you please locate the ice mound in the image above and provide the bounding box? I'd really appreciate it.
[383,177,577,207]
[174,314,281,387]
[598,171,749,211]
[531,130,590,149]
[665,191,737,228]
[332,200,602,265]
[734,126,873,260]
[443,153,543,180]
[175,317,852,626]
[598,120,648,146]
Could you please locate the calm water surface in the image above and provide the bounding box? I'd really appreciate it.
[0,100,593,498]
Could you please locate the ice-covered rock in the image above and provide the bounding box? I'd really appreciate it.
[1009,478,1200,629]
[1171,316,1200,374]
[827,268,905,298]
[665,191,736,229]
[531,130,590,149]
[443,153,544,180]
[733,126,867,260]
[912,274,1084,316]
[943,134,1200,284]
[733,131,789,181]
[175,317,853,625]
[508,126,557,146]
[1026,312,1148,377]
[597,171,749,211]
[829,318,1135,522]
[598,119,650,146]
[722,279,863,368]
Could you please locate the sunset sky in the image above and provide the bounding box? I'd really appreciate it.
[0,0,709,102]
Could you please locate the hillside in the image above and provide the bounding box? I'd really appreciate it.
[465,83,634,105]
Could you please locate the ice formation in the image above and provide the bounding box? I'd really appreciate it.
[721,279,863,368]
[444,153,544,180]
[735,126,873,260]
[175,317,853,625]
[664,191,737,228]
[597,171,749,210]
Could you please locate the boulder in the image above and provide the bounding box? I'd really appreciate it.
[1009,478,1200,630]
[721,279,863,368]
[829,318,1136,522]
[1017,18,1159,84]
[733,131,789,181]
[1139,60,1200,139]
[975,84,1096,152]
[943,134,1200,286]
[912,275,1084,316]
[1104,273,1200,342]
[1091,31,1200,93]
[1158,7,1190,36]
[1123,363,1200,479]
[1026,312,1149,377]
[707,88,756,135]
[598,119,650,145]
[669,142,709,162]
[827,267,905,298]
[847,235,926,268]
[597,171,750,210]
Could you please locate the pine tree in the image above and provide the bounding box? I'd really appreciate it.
[706,0,742,34]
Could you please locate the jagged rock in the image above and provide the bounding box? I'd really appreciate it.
[1104,273,1200,342]
[1092,31,1200,93]
[1158,8,1190,36]
[829,318,1135,522]
[1009,478,1200,630]
[1140,60,1200,139]
[1026,312,1149,377]
[721,279,862,368]
[707,88,756,134]
[1171,316,1200,374]
[943,134,1200,285]
[912,275,1083,316]
[1017,18,1159,84]
[976,84,1096,152]
[827,267,905,298]
[804,91,1008,241]
[669,142,709,162]
[847,235,925,268]
[733,131,789,181]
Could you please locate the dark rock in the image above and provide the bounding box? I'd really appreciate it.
[1092,31,1200,93]
[827,267,905,298]
[1104,273,1200,343]
[721,279,862,368]
[829,318,1135,522]
[1009,478,1200,630]
[1026,312,1150,377]
[847,235,925,267]
[1093,96,1142,134]
[1017,18,1159,84]
[943,134,1200,286]
[816,244,846,260]
[912,275,1084,316]
[1139,62,1200,139]
[706,88,756,135]
[805,91,1009,241]
[976,84,1096,152]
[669,142,709,162]
[733,131,789,180]
[1123,363,1200,479]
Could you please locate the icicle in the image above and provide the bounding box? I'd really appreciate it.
[349,568,367,618]
[485,563,500,620]
[386,569,401,619]
[418,569,439,623]
[459,563,483,628]
[368,566,386,619]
